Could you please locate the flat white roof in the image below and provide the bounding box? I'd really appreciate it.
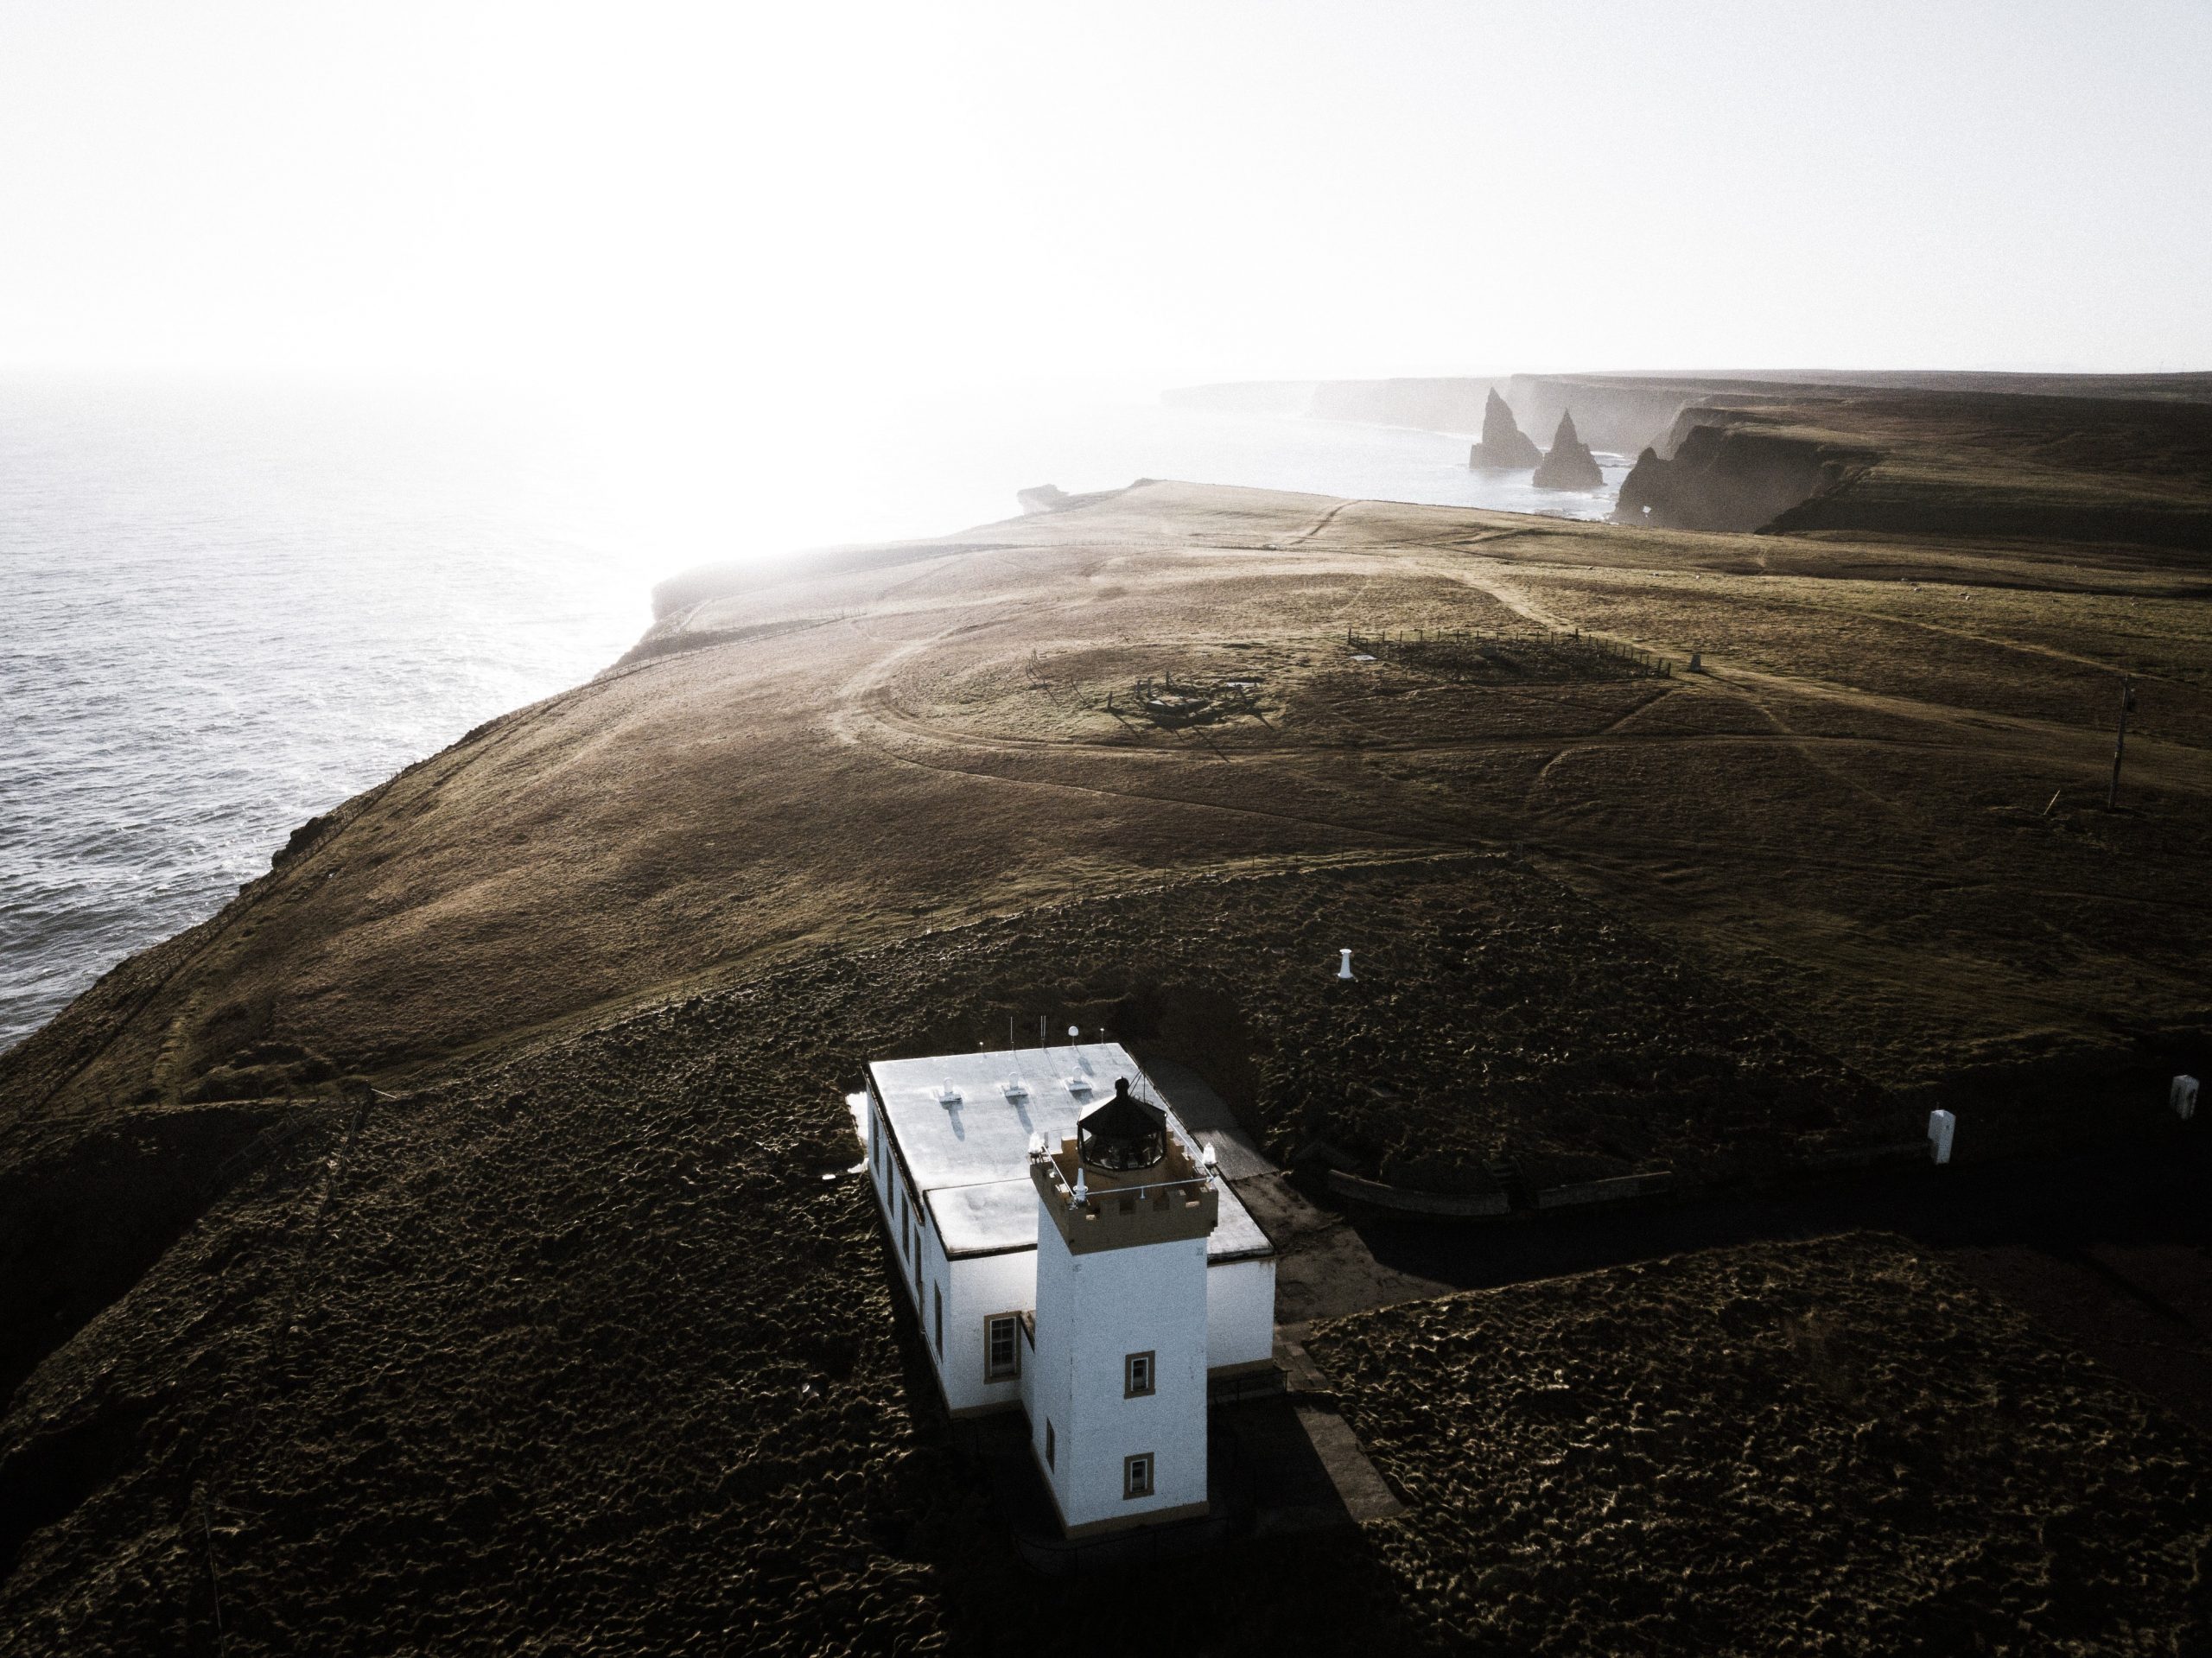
[868,1043,1274,1264]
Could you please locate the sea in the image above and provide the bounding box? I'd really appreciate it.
[0,374,1627,1050]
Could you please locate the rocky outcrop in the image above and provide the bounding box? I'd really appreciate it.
[1531,410,1604,491]
[1466,390,1543,469]
[1614,422,1876,531]
[270,811,336,869]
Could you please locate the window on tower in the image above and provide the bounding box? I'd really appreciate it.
[1124,1350,1155,1398]
[1123,1452,1154,1500]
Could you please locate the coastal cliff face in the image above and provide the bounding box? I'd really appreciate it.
[1616,391,2212,547]
[1465,388,1542,468]
[1613,420,1873,530]
[1530,410,1604,490]
[1167,370,2212,491]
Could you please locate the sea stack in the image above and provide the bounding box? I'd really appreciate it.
[1613,447,1669,523]
[1532,410,1605,490]
[1466,388,1543,469]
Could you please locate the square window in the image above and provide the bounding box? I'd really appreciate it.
[986,1314,1020,1381]
[1123,1452,1154,1500]
[1124,1350,1155,1398]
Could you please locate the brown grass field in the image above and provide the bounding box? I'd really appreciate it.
[3,382,2211,1652]
[1309,1234,2212,1654]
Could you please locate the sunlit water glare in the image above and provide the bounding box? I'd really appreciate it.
[0,375,1624,1048]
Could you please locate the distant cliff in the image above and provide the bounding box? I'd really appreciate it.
[1613,418,1874,530]
[1166,370,2212,462]
[1174,373,1705,454]
[1307,378,1503,430]
[1502,377,1720,456]
[1306,375,1681,453]
[1162,374,2212,549]
[1615,391,2212,547]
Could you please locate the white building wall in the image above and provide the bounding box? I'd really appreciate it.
[1028,1218,1077,1515]
[938,1248,1036,1413]
[925,1229,947,1369]
[865,1086,1043,1413]
[1030,1204,1210,1533]
[868,1078,1275,1447]
[867,1088,931,1324]
[1205,1258,1277,1372]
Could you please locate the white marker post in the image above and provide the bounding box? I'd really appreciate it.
[1337,949,1355,981]
[1927,1109,1955,1166]
[2173,1075,2200,1121]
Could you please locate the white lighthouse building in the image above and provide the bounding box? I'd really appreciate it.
[861,1042,1275,1538]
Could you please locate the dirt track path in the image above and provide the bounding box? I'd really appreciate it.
[818,581,2210,925]
[1456,556,2212,797]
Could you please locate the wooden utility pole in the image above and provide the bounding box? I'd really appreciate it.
[2108,676,2136,807]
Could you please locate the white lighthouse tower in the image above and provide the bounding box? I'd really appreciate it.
[1025,1077,1216,1535]
[861,1041,1274,1537]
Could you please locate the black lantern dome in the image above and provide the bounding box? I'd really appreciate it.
[1077,1077,1166,1172]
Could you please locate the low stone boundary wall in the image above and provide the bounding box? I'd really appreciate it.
[1532,1170,1675,1210]
[1324,1169,1510,1217]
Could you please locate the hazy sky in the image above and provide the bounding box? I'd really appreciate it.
[0,1,2206,390]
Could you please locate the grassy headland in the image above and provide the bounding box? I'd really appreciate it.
[3,381,2211,1651]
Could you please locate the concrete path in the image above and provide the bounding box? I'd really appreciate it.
[1276,1324,1404,1524]
[1234,1171,1455,1323]
[1135,1058,1410,1524]
[1140,1058,1276,1178]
